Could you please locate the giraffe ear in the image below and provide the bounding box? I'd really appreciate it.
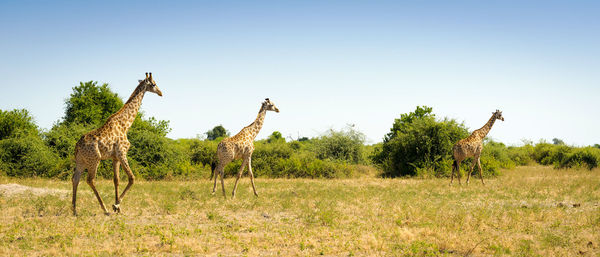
[138,80,143,83]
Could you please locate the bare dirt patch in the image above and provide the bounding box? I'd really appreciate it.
[0,183,69,198]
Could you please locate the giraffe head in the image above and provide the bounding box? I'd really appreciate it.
[261,98,280,113]
[138,72,163,96]
[493,109,504,121]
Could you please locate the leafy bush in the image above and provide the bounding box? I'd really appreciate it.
[559,147,600,170]
[0,134,58,177]
[0,109,40,140]
[312,126,366,164]
[531,143,600,170]
[372,106,469,177]
[189,139,219,168]
[127,126,189,179]
[0,109,59,177]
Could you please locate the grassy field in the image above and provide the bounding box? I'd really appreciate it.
[0,166,598,256]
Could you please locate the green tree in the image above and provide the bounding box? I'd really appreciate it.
[267,131,285,144]
[206,125,229,140]
[552,138,565,145]
[0,109,40,140]
[64,81,123,125]
[0,109,58,177]
[372,106,469,177]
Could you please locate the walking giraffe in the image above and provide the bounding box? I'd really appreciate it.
[451,110,504,185]
[72,73,163,215]
[212,98,279,197]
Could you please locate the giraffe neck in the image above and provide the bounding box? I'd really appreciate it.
[247,107,267,141]
[474,114,496,140]
[115,85,146,132]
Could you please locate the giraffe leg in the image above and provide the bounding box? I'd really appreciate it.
[212,162,226,195]
[231,158,248,198]
[220,166,226,198]
[86,161,109,215]
[212,162,220,194]
[450,160,455,185]
[477,157,485,185]
[116,155,135,208]
[112,160,121,213]
[456,161,462,185]
[71,164,84,216]
[467,160,477,185]
[247,157,258,197]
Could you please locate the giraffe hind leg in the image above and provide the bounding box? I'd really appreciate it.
[86,161,109,215]
[72,164,84,216]
[232,159,248,197]
[456,161,462,185]
[450,160,455,185]
[220,166,226,198]
[467,159,477,185]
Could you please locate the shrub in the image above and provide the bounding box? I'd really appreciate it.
[0,109,39,140]
[555,147,600,170]
[312,126,366,164]
[0,134,58,177]
[372,106,469,177]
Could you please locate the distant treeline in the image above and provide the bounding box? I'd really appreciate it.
[0,82,598,179]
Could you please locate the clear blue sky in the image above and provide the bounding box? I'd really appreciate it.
[1,1,599,145]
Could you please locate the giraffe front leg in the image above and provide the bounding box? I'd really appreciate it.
[112,160,121,213]
[116,154,135,212]
[247,157,258,197]
[477,157,485,185]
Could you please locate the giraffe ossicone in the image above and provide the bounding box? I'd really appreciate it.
[71,72,162,216]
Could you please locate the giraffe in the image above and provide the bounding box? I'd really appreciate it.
[211,98,279,198]
[71,72,163,216]
[451,110,504,185]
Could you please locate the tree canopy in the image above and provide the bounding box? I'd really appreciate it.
[206,125,229,140]
[64,81,123,125]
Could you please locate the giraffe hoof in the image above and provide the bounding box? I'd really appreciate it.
[104,212,111,216]
[112,204,121,213]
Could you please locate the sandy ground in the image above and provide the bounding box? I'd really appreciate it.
[0,183,69,198]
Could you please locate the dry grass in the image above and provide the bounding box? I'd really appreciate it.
[0,166,598,256]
